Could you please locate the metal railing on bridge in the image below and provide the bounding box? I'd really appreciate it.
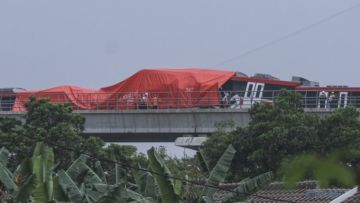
[0,90,357,112]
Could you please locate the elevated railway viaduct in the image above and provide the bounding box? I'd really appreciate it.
[0,108,339,143]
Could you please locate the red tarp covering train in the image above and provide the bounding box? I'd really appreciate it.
[6,68,360,111]
[13,69,236,111]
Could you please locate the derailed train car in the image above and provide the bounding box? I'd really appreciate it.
[0,69,359,111]
[220,73,298,108]
[296,86,360,109]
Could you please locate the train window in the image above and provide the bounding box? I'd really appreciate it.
[245,82,255,98]
[338,92,348,108]
[254,83,265,98]
[318,91,328,109]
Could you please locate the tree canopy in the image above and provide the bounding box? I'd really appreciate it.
[202,91,360,182]
[0,98,104,169]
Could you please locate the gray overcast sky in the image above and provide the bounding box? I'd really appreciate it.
[1,0,360,90]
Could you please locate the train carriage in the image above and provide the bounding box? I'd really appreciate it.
[221,73,298,108]
[0,69,359,111]
[295,86,360,109]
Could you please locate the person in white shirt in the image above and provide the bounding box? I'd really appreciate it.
[230,94,242,109]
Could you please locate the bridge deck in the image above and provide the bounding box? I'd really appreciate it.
[0,108,342,142]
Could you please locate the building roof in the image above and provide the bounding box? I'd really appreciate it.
[248,181,356,203]
[212,180,359,203]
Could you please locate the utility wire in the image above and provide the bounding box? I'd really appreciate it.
[18,132,297,203]
[211,2,360,67]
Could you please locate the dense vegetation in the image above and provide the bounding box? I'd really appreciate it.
[0,98,273,202]
[202,91,360,183]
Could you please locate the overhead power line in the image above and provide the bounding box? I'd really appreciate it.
[211,2,360,67]
[18,133,296,203]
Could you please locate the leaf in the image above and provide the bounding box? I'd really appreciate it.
[174,180,183,196]
[13,159,32,184]
[94,161,107,184]
[133,168,157,199]
[31,142,55,202]
[147,147,181,203]
[66,154,90,182]
[0,147,9,166]
[222,172,273,202]
[15,174,36,202]
[0,163,18,195]
[201,196,214,203]
[197,150,211,173]
[58,169,85,203]
[199,145,236,202]
[126,189,155,203]
[53,176,70,202]
[85,183,116,202]
[144,172,157,199]
[97,184,127,203]
[66,154,102,186]
[134,170,147,194]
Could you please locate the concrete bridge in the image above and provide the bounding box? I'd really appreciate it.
[0,108,337,142]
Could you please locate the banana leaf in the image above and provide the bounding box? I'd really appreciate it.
[58,169,85,203]
[197,150,211,173]
[66,154,89,181]
[221,172,273,202]
[0,163,18,195]
[15,174,36,202]
[94,161,107,184]
[147,147,181,203]
[126,189,155,203]
[31,142,55,202]
[66,154,102,185]
[198,145,236,203]
[133,168,157,199]
[0,147,9,166]
[53,176,70,202]
[97,184,127,203]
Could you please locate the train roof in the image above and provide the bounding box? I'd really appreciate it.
[231,76,300,87]
[295,86,360,92]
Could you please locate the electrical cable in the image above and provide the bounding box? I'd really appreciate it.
[211,2,360,67]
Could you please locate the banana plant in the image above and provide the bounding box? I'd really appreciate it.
[220,172,274,203]
[146,145,237,203]
[133,166,158,201]
[146,145,272,203]
[0,142,69,202]
[198,145,236,203]
[58,154,153,203]
[147,147,181,203]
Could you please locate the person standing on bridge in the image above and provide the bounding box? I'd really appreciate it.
[139,92,149,109]
[152,95,159,109]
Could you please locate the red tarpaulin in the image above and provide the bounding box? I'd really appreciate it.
[13,68,235,111]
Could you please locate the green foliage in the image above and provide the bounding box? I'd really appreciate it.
[147,147,181,203]
[133,169,158,201]
[31,142,55,202]
[202,90,360,183]
[317,107,360,153]
[199,145,236,202]
[0,117,27,170]
[0,97,105,169]
[281,154,355,188]
[222,172,274,202]
[58,169,84,202]
[0,97,278,202]
[0,142,68,203]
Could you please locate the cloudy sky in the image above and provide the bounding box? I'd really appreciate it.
[1,0,360,90]
[1,0,359,156]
